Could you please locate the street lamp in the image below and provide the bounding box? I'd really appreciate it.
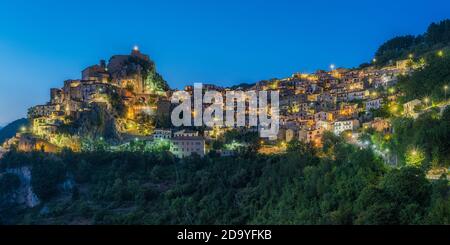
[388,87,395,94]
[424,97,430,107]
[330,64,335,71]
[390,105,398,114]
[444,85,449,101]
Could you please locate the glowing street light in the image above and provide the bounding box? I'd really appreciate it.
[388,87,395,94]
[444,85,449,101]
[133,45,139,51]
[437,50,444,57]
[408,53,414,59]
[406,147,425,167]
[390,105,398,113]
[372,58,377,63]
[20,126,27,132]
[330,64,336,70]
[424,97,430,107]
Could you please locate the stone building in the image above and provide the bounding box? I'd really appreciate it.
[170,136,205,158]
[333,119,360,135]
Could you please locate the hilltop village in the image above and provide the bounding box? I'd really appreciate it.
[1,16,450,226]
[0,47,431,159]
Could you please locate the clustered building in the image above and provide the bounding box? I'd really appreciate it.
[3,48,424,158]
[149,58,416,155]
[20,48,173,151]
[248,59,416,147]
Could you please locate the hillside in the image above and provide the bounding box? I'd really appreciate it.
[374,19,450,66]
[0,134,448,225]
[0,119,28,145]
[1,20,450,225]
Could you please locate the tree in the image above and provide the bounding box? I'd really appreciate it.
[0,173,20,196]
[405,147,426,168]
[375,35,418,66]
[425,19,450,45]
[31,157,66,201]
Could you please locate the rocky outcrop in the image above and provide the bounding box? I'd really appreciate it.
[108,49,169,94]
[66,103,123,143]
[6,167,40,208]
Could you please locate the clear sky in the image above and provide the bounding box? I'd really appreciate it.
[0,0,449,125]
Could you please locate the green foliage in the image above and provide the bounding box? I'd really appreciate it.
[108,89,126,117]
[221,129,260,154]
[1,133,447,225]
[375,35,419,65]
[30,154,66,201]
[371,104,391,118]
[405,147,426,168]
[374,19,450,66]
[0,173,20,196]
[355,167,431,225]
[398,51,450,101]
[426,19,450,46]
[286,139,315,155]
[0,173,21,224]
[126,56,169,94]
[391,107,450,167]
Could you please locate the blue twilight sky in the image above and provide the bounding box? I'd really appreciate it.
[0,0,449,125]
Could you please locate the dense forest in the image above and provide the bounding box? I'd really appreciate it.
[0,133,448,225]
[389,107,450,168]
[375,19,450,66]
[397,50,450,101]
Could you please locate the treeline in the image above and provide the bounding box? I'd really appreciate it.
[0,134,448,225]
[397,51,450,102]
[375,19,450,66]
[390,107,450,168]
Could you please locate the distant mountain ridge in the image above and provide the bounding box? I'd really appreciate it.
[0,118,28,145]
